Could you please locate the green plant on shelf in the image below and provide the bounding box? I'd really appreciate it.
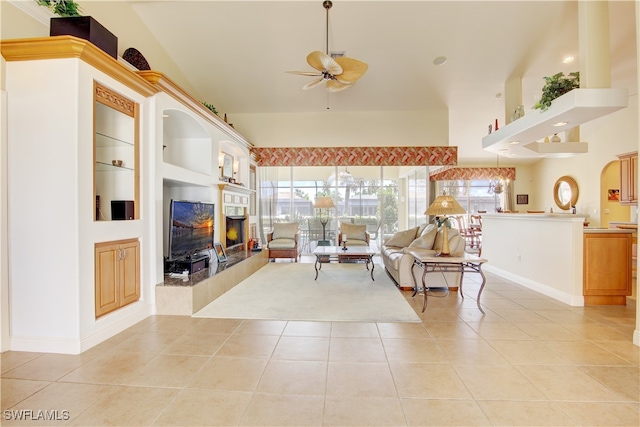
[535,71,580,111]
[202,102,219,116]
[36,0,82,17]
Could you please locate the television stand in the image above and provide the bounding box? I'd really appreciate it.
[168,254,210,275]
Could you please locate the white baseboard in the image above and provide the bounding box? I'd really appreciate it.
[81,305,153,353]
[10,335,83,354]
[10,304,153,355]
[483,264,584,306]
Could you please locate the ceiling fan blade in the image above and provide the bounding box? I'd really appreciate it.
[326,79,352,92]
[334,57,368,84]
[306,51,328,71]
[307,51,342,75]
[303,77,325,90]
[285,70,323,76]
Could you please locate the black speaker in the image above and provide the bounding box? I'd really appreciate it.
[111,200,134,220]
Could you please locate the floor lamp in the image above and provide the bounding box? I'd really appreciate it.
[314,196,335,246]
[425,193,466,256]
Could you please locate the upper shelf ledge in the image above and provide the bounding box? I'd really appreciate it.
[482,88,628,157]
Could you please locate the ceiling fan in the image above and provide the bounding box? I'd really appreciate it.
[286,0,368,92]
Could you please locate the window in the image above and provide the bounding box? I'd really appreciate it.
[259,166,399,251]
[439,179,502,214]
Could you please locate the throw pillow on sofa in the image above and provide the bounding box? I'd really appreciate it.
[408,224,438,249]
[384,227,418,247]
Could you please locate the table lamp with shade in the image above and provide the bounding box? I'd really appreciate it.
[425,193,466,256]
[314,196,335,245]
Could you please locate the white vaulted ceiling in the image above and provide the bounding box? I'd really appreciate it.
[119,1,637,163]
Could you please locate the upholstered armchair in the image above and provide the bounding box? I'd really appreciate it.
[338,222,370,247]
[267,222,299,262]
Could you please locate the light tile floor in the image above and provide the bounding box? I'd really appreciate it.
[2,265,639,426]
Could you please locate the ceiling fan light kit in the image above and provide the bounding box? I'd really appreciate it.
[286,0,368,92]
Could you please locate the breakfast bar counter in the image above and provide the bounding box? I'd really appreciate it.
[481,213,633,306]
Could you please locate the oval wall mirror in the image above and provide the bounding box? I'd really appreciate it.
[553,176,579,210]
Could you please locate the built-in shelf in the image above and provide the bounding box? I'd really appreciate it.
[482,88,628,158]
[96,161,134,171]
[162,163,212,187]
[522,141,589,158]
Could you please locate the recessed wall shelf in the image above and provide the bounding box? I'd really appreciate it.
[482,88,628,158]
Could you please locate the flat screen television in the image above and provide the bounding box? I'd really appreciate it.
[167,200,215,260]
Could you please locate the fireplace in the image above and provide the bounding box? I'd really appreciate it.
[225,216,246,250]
[219,183,252,256]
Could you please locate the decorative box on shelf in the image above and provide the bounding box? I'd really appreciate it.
[50,16,118,58]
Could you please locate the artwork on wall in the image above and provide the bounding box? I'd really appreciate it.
[608,189,620,201]
[214,242,227,262]
[222,153,234,178]
[516,194,529,204]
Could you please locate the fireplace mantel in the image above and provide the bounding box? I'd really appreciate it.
[218,182,254,195]
[218,183,251,251]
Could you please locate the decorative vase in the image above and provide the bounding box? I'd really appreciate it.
[551,133,561,143]
[511,105,524,122]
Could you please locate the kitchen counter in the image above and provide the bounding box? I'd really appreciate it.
[481,214,632,306]
[584,228,634,234]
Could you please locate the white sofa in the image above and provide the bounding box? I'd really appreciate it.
[381,224,465,291]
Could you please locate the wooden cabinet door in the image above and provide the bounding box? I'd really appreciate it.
[620,156,630,203]
[630,154,638,204]
[120,240,140,306]
[95,239,140,317]
[95,242,120,317]
[618,152,638,206]
[583,233,632,305]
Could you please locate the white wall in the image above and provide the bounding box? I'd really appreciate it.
[483,214,585,305]
[0,89,8,352]
[234,109,449,148]
[532,96,639,226]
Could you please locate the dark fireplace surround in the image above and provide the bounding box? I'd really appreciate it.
[225,216,246,255]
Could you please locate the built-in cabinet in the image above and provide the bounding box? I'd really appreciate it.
[617,151,638,206]
[583,231,633,305]
[136,71,254,280]
[2,36,256,354]
[1,36,156,354]
[94,82,139,220]
[95,239,140,317]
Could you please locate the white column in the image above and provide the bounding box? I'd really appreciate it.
[634,0,640,347]
[579,0,611,88]
[504,76,523,125]
[568,1,612,142]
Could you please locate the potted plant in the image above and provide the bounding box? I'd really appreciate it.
[37,0,118,59]
[535,71,580,111]
[202,102,219,116]
[36,0,81,16]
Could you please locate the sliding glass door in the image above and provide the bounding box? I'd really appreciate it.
[259,166,399,252]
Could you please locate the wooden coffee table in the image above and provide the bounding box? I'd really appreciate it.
[312,246,376,281]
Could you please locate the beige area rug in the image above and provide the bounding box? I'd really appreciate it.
[193,262,421,323]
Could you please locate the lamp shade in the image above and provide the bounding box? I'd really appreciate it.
[314,196,335,209]
[425,195,466,216]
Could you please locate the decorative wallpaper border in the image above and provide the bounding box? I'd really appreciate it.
[430,167,516,181]
[252,146,457,167]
